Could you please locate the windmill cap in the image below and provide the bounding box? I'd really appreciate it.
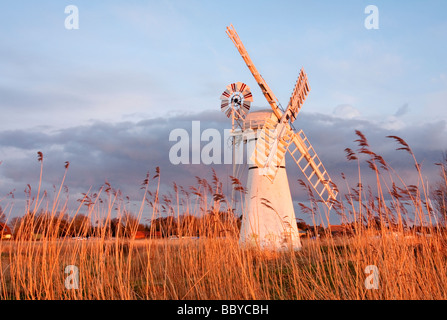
[243,109,275,130]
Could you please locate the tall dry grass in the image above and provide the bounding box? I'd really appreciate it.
[1,132,447,300]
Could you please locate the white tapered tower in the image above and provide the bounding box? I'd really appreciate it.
[240,110,301,250]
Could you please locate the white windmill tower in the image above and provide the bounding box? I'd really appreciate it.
[221,25,338,251]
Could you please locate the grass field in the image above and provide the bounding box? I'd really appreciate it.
[1,132,447,300]
[1,232,447,300]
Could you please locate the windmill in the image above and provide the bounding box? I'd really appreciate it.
[221,24,338,251]
[220,81,253,205]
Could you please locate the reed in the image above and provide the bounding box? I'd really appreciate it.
[1,133,447,300]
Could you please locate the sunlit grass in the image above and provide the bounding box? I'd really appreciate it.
[1,131,447,300]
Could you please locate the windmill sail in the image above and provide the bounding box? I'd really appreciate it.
[288,130,338,204]
[255,68,310,180]
[287,68,310,122]
[226,24,283,120]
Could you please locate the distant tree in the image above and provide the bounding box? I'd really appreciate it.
[109,218,124,237]
[68,214,91,237]
[216,209,240,237]
[10,216,22,236]
[122,212,145,238]
[199,209,239,237]
[16,210,71,238]
[179,214,200,237]
[344,222,361,236]
[55,213,71,237]
[150,216,177,237]
[296,219,310,231]
[367,216,382,230]
[10,212,34,239]
[12,212,36,240]
[307,224,325,237]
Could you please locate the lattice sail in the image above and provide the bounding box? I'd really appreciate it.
[288,130,338,204]
[287,68,310,123]
[226,25,283,121]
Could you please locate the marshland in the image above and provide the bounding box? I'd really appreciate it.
[1,132,447,300]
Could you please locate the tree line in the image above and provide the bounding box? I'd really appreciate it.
[3,209,242,240]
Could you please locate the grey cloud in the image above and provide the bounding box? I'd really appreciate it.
[394,103,409,117]
[0,109,446,219]
[0,112,232,203]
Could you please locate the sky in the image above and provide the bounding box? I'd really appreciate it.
[0,0,446,224]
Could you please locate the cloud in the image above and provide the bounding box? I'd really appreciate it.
[333,104,361,119]
[394,103,409,117]
[1,108,446,220]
